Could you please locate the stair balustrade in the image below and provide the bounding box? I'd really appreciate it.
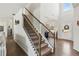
[23,8,56,56]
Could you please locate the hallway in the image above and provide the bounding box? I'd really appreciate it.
[52,39,79,56]
[6,36,27,56]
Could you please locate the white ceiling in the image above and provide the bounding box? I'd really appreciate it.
[0,3,27,18]
[0,3,78,19]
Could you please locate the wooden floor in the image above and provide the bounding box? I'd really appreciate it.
[6,36,79,56]
[6,36,27,56]
[52,39,79,56]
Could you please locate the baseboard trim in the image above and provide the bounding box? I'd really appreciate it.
[58,38,73,42]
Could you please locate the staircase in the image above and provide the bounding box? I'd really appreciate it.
[23,14,52,56]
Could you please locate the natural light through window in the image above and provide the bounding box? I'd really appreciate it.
[64,3,71,11]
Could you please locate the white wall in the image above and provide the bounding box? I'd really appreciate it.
[14,8,37,56]
[40,3,59,24]
[58,4,74,40]
[25,3,59,28]
[73,6,79,51]
[40,3,59,34]
[0,4,27,38]
[31,3,59,34]
[0,3,27,18]
[25,3,74,41]
[14,8,23,39]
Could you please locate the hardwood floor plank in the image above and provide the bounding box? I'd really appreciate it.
[6,36,27,56]
[52,39,79,56]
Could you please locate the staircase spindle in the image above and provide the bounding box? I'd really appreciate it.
[38,33,41,56]
[53,32,55,53]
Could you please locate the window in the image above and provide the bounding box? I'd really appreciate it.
[64,3,71,11]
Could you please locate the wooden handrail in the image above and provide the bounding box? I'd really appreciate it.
[23,14,41,56]
[24,8,56,39]
[24,7,56,53]
[23,14,40,38]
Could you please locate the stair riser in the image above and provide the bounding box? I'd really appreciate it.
[37,44,48,50]
[29,35,37,37]
[42,51,52,56]
[34,41,44,45]
[28,31,35,33]
[41,49,52,56]
[29,33,37,36]
[26,27,31,31]
[24,23,29,26]
[23,15,52,56]
[31,38,38,41]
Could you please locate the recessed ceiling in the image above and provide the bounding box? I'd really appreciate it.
[0,3,27,18]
